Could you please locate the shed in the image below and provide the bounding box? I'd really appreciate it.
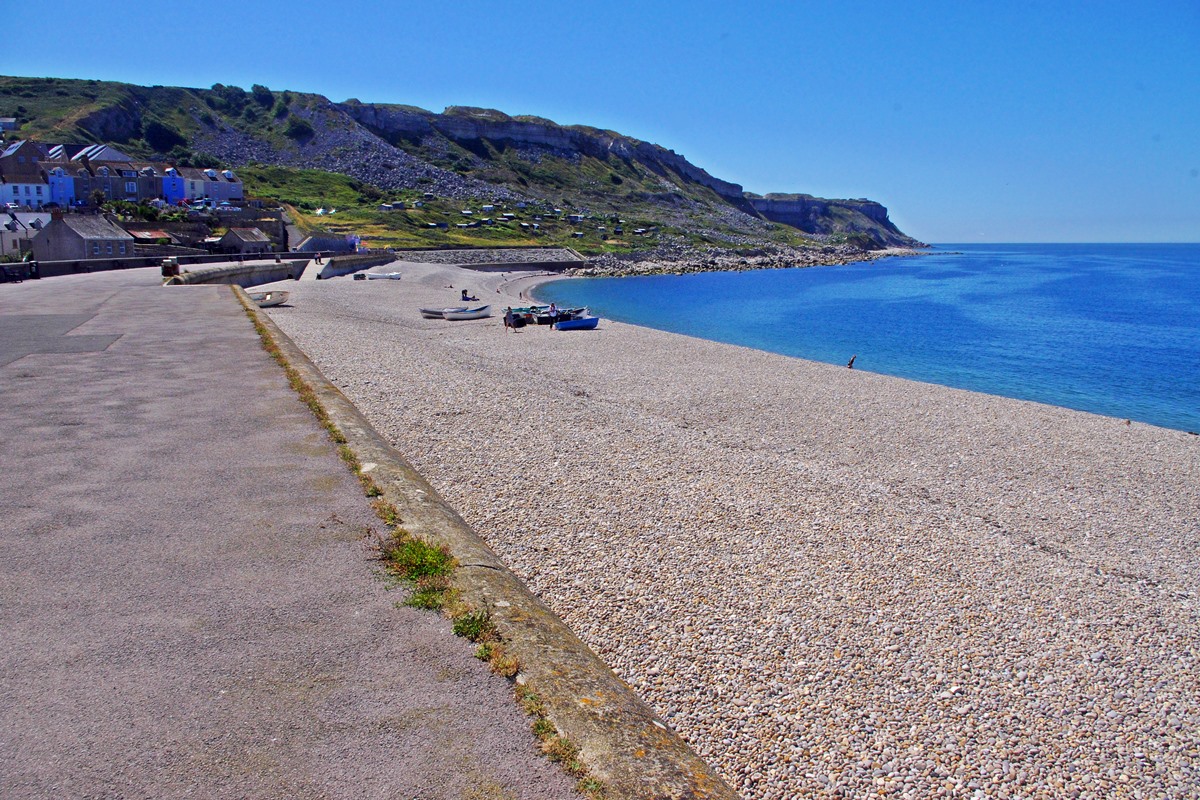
[219,227,272,254]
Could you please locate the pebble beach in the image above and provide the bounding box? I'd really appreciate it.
[264,261,1199,799]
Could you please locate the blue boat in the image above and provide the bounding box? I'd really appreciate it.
[553,315,599,331]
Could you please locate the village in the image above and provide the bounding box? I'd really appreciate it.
[0,138,298,268]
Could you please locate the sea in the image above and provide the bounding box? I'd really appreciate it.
[534,243,1200,433]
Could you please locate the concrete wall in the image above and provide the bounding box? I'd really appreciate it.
[166,259,306,288]
[316,253,396,279]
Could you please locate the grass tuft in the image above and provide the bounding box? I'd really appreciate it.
[452,609,496,642]
[385,538,453,579]
[370,497,401,527]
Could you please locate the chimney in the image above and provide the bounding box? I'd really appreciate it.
[51,210,64,222]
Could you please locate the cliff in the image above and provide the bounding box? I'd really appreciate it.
[745,193,919,249]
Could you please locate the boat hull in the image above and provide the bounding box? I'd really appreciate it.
[552,315,599,331]
[249,291,289,308]
[443,305,492,321]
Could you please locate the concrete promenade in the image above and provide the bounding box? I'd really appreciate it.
[0,268,580,799]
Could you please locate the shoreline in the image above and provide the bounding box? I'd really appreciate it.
[510,255,1192,435]
[262,262,1200,799]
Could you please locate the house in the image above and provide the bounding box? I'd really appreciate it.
[0,118,17,132]
[567,214,584,223]
[43,164,80,206]
[1,211,50,257]
[30,212,134,261]
[481,204,495,213]
[219,227,272,254]
[0,140,49,209]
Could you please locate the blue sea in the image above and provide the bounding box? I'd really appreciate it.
[534,244,1200,433]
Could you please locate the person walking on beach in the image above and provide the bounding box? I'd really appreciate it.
[504,307,517,333]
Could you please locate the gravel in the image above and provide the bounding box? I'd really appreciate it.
[265,262,1200,800]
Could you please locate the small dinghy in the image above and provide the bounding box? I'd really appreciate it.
[366,271,403,280]
[248,290,289,308]
[419,306,466,319]
[553,315,599,331]
[443,305,492,321]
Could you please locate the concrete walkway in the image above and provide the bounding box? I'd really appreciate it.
[0,268,580,799]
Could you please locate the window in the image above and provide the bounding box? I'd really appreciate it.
[119,242,126,255]
[35,185,42,195]
[93,243,100,255]
[125,182,136,193]
[106,243,113,255]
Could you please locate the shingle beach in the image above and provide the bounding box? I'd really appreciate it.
[265,261,1199,799]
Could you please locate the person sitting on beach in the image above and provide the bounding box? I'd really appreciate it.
[461,289,479,302]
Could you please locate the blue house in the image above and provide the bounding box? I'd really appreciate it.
[45,165,78,206]
[161,167,186,204]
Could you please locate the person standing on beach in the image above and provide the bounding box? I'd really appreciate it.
[847,355,857,369]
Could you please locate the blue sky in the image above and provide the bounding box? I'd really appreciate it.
[16,1,1199,242]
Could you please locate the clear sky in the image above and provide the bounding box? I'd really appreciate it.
[15,1,1199,242]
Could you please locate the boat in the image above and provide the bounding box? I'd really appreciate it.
[552,315,599,331]
[443,305,492,321]
[536,306,589,325]
[248,290,289,308]
[366,271,403,280]
[420,306,466,319]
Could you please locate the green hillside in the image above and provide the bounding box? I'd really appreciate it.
[0,75,922,253]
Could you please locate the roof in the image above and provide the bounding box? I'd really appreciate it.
[72,144,133,163]
[225,227,271,243]
[57,215,135,241]
[1,140,27,158]
[128,229,175,241]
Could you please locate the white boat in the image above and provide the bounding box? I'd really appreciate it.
[366,271,403,280]
[420,306,466,319]
[442,305,492,321]
[248,290,289,308]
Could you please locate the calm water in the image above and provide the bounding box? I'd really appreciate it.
[535,244,1200,432]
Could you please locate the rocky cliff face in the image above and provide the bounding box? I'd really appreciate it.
[746,193,919,248]
[340,103,745,198]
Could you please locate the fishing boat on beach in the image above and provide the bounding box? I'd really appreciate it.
[552,315,599,331]
[248,290,289,308]
[419,306,466,319]
[535,306,589,325]
[443,305,492,321]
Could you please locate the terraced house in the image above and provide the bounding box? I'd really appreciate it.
[0,139,243,209]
